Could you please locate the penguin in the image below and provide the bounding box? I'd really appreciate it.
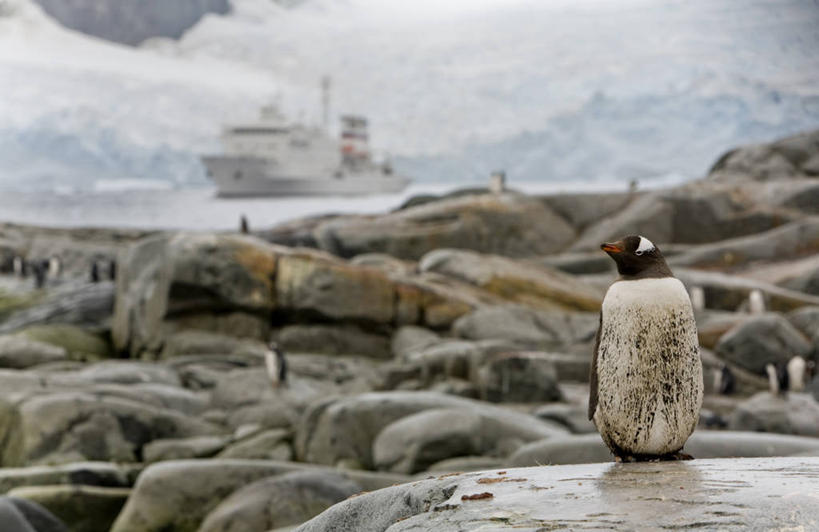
[240,215,249,235]
[589,235,703,462]
[32,261,46,289]
[265,342,288,389]
[748,289,765,314]
[90,261,100,283]
[48,256,62,279]
[715,364,735,395]
[766,361,789,395]
[12,256,26,278]
[108,259,117,281]
[787,356,807,392]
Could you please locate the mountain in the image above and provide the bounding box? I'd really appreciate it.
[1,0,818,189]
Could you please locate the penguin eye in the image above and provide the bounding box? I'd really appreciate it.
[635,250,644,256]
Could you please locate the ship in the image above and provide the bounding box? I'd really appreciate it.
[202,83,411,197]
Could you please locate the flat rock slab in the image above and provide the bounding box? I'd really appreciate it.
[296,457,819,531]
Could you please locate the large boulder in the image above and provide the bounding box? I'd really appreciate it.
[312,193,576,260]
[0,336,67,369]
[708,129,819,182]
[569,193,674,251]
[477,351,563,403]
[17,392,218,465]
[419,249,603,312]
[0,462,135,494]
[0,283,115,335]
[729,392,819,436]
[7,485,129,532]
[15,325,112,361]
[296,391,567,469]
[275,324,391,359]
[215,429,292,461]
[714,313,812,375]
[295,458,819,532]
[787,306,819,354]
[109,460,407,532]
[372,406,565,474]
[0,496,68,532]
[143,436,227,463]
[198,471,361,532]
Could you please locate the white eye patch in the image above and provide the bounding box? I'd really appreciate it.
[635,236,655,255]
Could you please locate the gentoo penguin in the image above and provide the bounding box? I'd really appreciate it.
[714,364,735,395]
[12,256,25,278]
[90,261,100,283]
[787,356,807,392]
[766,361,789,395]
[240,215,249,235]
[48,256,62,278]
[32,261,46,289]
[264,342,288,389]
[589,235,703,462]
[108,259,117,281]
[748,289,766,314]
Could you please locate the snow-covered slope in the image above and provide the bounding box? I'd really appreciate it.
[1,0,818,189]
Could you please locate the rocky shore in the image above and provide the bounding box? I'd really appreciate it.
[0,129,818,531]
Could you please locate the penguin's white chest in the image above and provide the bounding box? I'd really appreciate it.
[594,277,703,456]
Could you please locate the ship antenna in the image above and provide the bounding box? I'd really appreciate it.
[321,75,331,131]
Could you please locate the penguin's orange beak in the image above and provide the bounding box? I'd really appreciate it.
[601,241,623,253]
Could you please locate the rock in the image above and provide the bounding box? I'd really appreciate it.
[48,361,181,387]
[535,351,591,382]
[787,306,819,354]
[0,495,68,532]
[0,283,115,334]
[112,233,278,358]
[533,403,597,434]
[782,266,819,296]
[419,249,603,312]
[537,252,613,275]
[349,253,416,276]
[0,398,24,467]
[453,305,598,349]
[372,407,564,474]
[708,129,819,182]
[16,325,111,361]
[540,191,637,233]
[714,313,812,375]
[729,392,819,436]
[390,326,440,359]
[0,462,134,494]
[426,456,504,473]
[0,336,67,369]
[675,267,819,312]
[198,471,361,532]
[7,485,129,532]
[158,330,267,359]
[397,339,515,383]
[110,460,407,532]
[509,431,819,466]
[275,324,391,359]
[478,352,563,403]
[216,429,292,461]
[427,378,479,398]
[85,383,209,417]
[699,348,767,396]
[226,403,296,432]
[297,391,567,469]
[669,218,819,269]
[296,457,819,532]
[143,436,228,463]
[695,310,748,349]
[17,392,217,465]
[312,193,576,260]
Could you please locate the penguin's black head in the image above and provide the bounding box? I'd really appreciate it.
[269,341,281,354]
[600,235,672,279]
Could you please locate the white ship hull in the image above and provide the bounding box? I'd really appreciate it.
[203,156,411,197]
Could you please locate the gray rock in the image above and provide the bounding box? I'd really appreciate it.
[729,392,819,436]
[714,313,812,375]
[708,129,819,181]
[276,324,391,359]
[0,336,67,369]
[296,457,819,532]
[537,252,613,275]
[0,496,68,532]
[297,391,567,469]
[47,361,181,387]
[198,471,361,532]
[143,436,228,463]
[83,383,209,416]
[787,305,819,354]
[540,191,637,232]
[13,325,112,361]
[390,326,440,359]
[533,403,597,434]
[158,330,267,360]
[0,462,134,494]
[509,431,819,466]
[372,407,565,474]
[109,460,407,532]
[216,429,292,461]
[8,485,129,532]
[226,403,296,431]
[453,305,598,349]
[426,456,504,473]
[478,352,563,403]
[0,282,114,335]
[312,193,576,260]
[18,392,218,465]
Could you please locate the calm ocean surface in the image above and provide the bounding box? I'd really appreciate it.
[0,178,684,231]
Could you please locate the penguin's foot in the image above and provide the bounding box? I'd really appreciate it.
[613,454,637,463]
[669,451,694,461]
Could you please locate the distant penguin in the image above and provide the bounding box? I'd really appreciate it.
[748,289,766,314]
[48,256,62,278]
[689,286,705,311]
[787,356,807,392]
[265,342,288,389]
[108,259,117,281]
[240,215,249,235]
[589,235,702,462]
[713,365,735,395]
[90,261,100,283]
[32,261,46,289]
[12,256,25,278]
[766,361,789,395]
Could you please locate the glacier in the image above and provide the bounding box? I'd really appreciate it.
[1,0,818,190]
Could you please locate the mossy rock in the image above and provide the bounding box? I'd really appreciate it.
[18,324,113,361]
[0,289,42,320]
